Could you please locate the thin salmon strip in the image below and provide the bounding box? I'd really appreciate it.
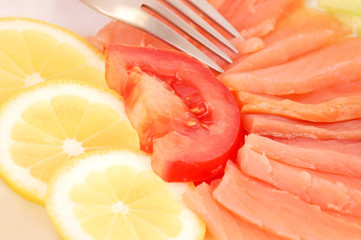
[326,210,361,227]
[243,114,361,140]
[223,37,361,95]
[231,37,264,55]
[239,144,361,218]
[238,91,361,122]
[224,8,351,73]
[239,77,361,122]
[262,8,350,45]
[244,134,361,177]
[286,78,361,104]
[183,182,282,240]
[213,162,361,240]
[224,29,335,73]
[218,0,303,39]
[183,183,243,240]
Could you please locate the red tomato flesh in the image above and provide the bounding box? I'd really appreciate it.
[106,45,241,182]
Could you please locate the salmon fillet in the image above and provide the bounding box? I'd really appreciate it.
[223,37,361,95]
[223,8,351,73]
[242,114,361,140]
[239,143,361,218]
[213,162,361,240]
[243,134,361,177]
[183,182,282,240]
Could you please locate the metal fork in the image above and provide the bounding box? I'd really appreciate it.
[80,0,242,73]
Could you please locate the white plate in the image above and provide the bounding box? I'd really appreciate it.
[0,1,112,239]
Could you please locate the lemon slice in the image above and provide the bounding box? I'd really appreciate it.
[0,17,106,104]
[0,80,139,204]
[46,149,205,240]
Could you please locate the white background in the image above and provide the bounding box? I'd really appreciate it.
[0,0,112,37]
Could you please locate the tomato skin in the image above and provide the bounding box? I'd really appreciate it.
[106,44,242,182]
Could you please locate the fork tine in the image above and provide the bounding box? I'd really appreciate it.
[143,11,225,72]
[187,0,243,39]
[166,0,238,54]
[144,0,233,64]
[80,0,226,72]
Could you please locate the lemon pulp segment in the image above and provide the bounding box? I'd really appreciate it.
[0,80,139,204]
[46,150,205,240]
[0,17,106,105]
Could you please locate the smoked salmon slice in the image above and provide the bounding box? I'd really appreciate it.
[239,143,361,218]
[262,7,350,45]
[183,182,282,240]
[243,114,361,140]
[223,8,351,73]
[286,77,361,103]
[222,37,361,95]
[217,0,303,39]
[213,162,361,240]
[183,183,241,240]
[237,90,361,122]
[243,134,361,178]
[224,29,336,73]
[232,37,264,55]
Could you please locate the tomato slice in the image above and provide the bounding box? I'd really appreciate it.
[106,44,241,182]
